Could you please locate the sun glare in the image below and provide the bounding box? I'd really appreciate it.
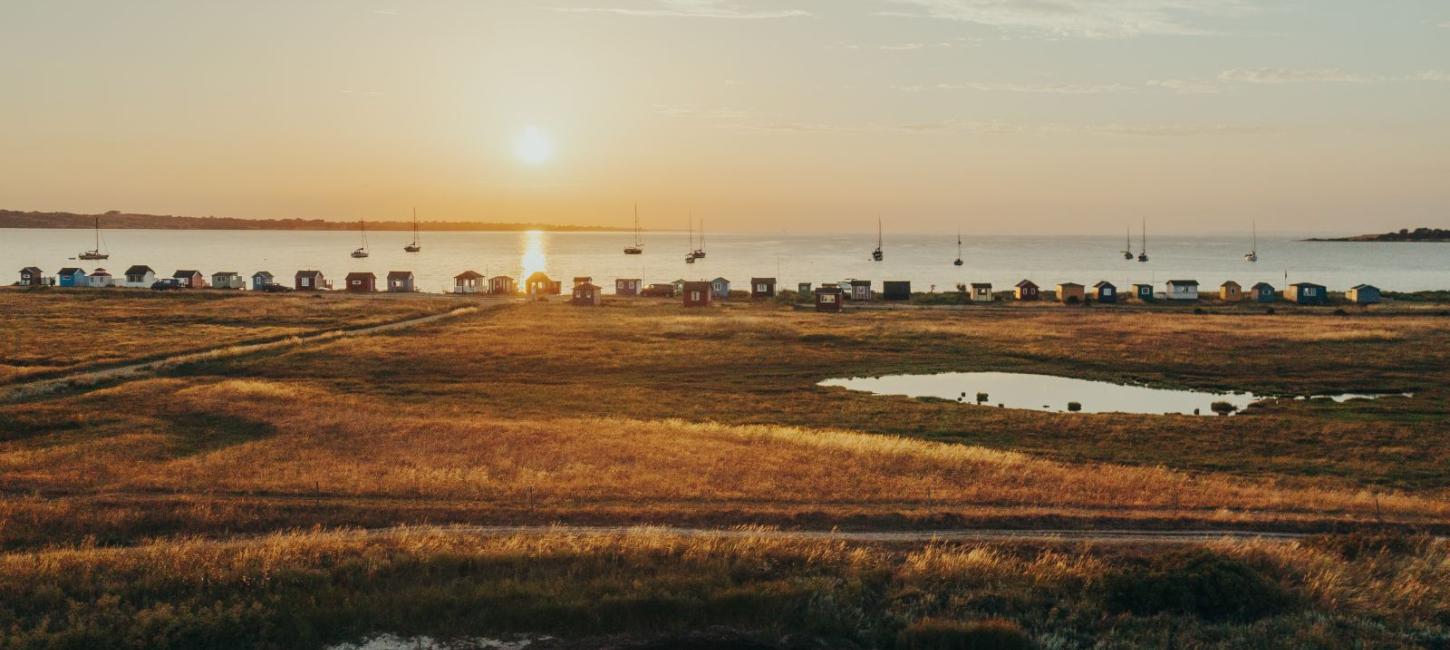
[515,126,553,165]
[520,229,547,279]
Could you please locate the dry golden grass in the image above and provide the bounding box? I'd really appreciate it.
[2,377,1445,548]
[0,289,451,383]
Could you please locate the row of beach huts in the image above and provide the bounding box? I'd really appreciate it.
[15,266,1384,308]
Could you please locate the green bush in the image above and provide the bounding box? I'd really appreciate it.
[897,618,1034,650]
[1104,551,1293,622]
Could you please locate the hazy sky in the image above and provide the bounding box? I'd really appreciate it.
[2,0,1448,233]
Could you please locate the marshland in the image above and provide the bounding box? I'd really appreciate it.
[1,288,1448,648]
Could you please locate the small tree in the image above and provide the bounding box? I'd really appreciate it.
[976,392,989,404]
[1067,401,1082,412]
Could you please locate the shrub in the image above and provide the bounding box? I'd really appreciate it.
[1066,402,1082,412]
[1103,551,1293,622]
[976,393,989,404]
[1210,401,1239,416]
[897,618,1034,650]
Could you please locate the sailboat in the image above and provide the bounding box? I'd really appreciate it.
[404,209,421,253]
[1137,218,1149,263]
[691,217,706,259]
[953,229,963,266]
[77,216,109,260]
[1122,227,1134,260]
[624,204,643,255]
[685,219,697,264]
[871,217,884,262]
[351,218,370,258]
[1244,222,1258,262]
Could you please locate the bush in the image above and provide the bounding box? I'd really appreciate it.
[1104,551,1293,622]
[1066,402,1082,412]
[976,393,989,404]
[897,618,1034,650]
[1210,401,1239,416]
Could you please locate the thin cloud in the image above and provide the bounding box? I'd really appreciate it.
[878,0,1260,39]
[555,0,809,19]
[1218,67,1371,84]
[878,42,952,50]
[934,81,1137,94]
[1145,78,1222,94]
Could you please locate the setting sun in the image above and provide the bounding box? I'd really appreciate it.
[514,126,553,165]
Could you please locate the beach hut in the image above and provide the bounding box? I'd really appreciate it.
[251,271,274,291]
[711,277,731,300]
[1056,282,1085,304]
[1133,283,1155,302]
[454,271,484,294]
[642,282,675,297]
[295,270,326,291]
[814,286,843,313]
[173,270,207,289]
[386,271,415,293]
[883,281,911,301]
[572,276,593,288]
[1346,284,1381,304]
[1285,282,1327,305]
[849,280,872,302]
[18,267,43,286]
[672,279,686,295]
[121,265,156,288]
[88,268,113,288]
[682,281,712,307]
[344,272,376,293]
[211,272,245,289]
[571,282,603,306]
[490,275,516,295]
[751,277,777,299]
[615,278,641,296]
[1166,280,1199,301]
[797,282,811,297]
[1014,280,1039,301]
[57,267,88,287]
[1219,281,1242,302]
[1248,282,1277,303]
[971,283,993,302]
[1091,281,1117,303]
[526,272,561,296]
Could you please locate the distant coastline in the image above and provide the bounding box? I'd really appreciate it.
[0,210,629,233]
[1307,228,1450,242]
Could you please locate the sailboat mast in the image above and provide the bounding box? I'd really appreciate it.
[94,216,100,251]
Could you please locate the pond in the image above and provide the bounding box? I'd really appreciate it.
[819,372,1407,416]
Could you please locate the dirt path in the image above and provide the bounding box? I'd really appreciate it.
[336,523,1316,545]
[0,305,484,403]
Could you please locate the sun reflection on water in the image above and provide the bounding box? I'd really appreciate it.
[520,230,547,279]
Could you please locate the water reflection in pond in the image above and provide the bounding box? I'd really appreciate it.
[819,372,1406,416]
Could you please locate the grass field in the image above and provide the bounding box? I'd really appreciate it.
[1,292,1447,648]
[0,288,453,384]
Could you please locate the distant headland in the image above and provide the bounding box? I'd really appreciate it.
[0,209,628,232]
[1307,227,1450,242]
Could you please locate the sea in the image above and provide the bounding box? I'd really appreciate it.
[3,229,1448,294]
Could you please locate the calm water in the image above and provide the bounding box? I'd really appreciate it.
[2,229,1448,293]
[821,372,1406,416]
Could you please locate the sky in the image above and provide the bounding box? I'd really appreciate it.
[1,0,1448,234]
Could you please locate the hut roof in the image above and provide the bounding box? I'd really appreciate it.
[213,271,239,277]
[713,277,730,284]
[1015,279,1037,288]
[296,270,324,278]
[387,271,414,280]
[525,271,552,283]
[1351,284,1378,290]
[971,282,992,288]
[252,270,273,279]
[1057,282,1084,289]
[90,268,110,276]
[20,266,42,274]
[1166,279,1199,286]
[751,277,776,284]
[59,267,85,276]
[345,272,375,280]
[1250,282,1275,290]
[174,269,202,278]
[1289,282,1325,289]
[125,265,154,275]
[455,270,484,280]
[1092,281,1115,288]
[1220,280,1241,288]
